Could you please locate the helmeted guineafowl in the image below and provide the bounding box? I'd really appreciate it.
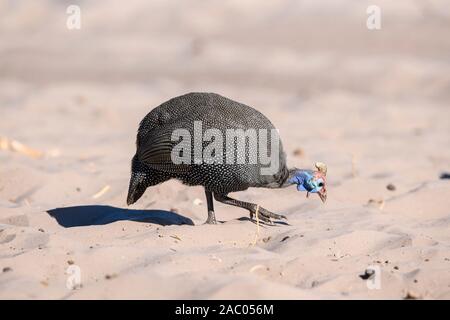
[127,92,327,224]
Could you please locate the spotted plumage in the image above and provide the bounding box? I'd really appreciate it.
[127,92,327,224]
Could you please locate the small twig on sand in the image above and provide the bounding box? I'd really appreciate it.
[0,136,43,159]
[92,185,110,199]
[251,205,261,246]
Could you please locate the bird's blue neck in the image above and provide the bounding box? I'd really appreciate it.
[285,169,315,191]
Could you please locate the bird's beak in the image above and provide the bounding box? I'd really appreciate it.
[318,190,327,203]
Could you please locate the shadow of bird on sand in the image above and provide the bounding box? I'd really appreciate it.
[47,205,194,228]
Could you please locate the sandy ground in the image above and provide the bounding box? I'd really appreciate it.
[1,0,450,299]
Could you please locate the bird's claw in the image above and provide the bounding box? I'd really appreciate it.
[204,211,217,224]
[250,206,287,225]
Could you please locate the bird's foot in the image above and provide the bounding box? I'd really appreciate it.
[250,206,286,225]
[204,211,217,224]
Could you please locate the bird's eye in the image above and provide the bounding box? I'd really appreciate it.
[318,182,324,187]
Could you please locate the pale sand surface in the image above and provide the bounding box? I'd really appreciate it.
[0,0,450,299]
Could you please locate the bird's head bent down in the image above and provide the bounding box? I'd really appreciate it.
[289,162,327,203]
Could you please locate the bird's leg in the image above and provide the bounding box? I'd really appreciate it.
[204,190,217,224]
[214,193,286,224]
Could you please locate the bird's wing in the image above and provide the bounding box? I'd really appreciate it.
[138,129,193,174]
